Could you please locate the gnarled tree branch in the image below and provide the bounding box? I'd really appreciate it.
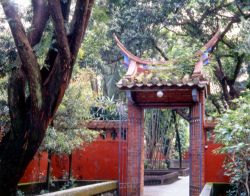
[28,0,50,46]
[43,0,95,118]
[48,0,71,67]
[1,2,42,110]
[231,54,245,84]
[41,0,72,83]
[60,0,72,22]
[70,0,94,62]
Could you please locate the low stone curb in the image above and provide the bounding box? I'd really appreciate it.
[200,183,213,196]
[39,181,118,196]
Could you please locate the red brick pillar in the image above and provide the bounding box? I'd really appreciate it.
[123,101,144,196]
[190,90,205,196]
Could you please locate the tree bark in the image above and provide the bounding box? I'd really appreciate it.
[215,54,243,109]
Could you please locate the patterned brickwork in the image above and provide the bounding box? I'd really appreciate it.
[190,90,205,196]
[125,101,144,196]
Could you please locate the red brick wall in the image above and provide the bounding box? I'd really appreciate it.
[205,137,229,183]
[20,131,126,183]
[72,139,126,180]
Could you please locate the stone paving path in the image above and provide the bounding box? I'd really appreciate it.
[144,176,189,196]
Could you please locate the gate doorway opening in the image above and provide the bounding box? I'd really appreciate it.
[144,108,190,183]
[144,108,189,172]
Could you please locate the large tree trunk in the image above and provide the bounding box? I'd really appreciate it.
[0,114,46,195]
[0,1,94,194]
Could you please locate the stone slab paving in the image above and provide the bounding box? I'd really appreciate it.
[144,176,189,196]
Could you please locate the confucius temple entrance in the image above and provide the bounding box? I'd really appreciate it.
[115,31,220,196]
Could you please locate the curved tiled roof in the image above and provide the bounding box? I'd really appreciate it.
[117,73,208,89]
[114,30,220,90]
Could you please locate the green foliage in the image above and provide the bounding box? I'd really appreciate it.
[42,127,97,154]
[238,19,250,57]
[82,0,250,103]
[81,2,124,98]
[41,69,99,154]
[90,96,127,120]
[175,117,189,155]
[0,21,15,76]
[109,0,185,56]
[0,77,9,137]
[0,103,9,134]
[214,91,250,195]
[0,77,7,103]
[54,71,95,125]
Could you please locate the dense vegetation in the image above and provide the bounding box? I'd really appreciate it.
[0,0,249,195]
[215,91,250,195]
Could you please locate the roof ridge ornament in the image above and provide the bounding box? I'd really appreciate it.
[114,34,168,66]
[114,34,171,79]
[192,29,221,78]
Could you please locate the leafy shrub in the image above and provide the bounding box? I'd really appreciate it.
[214,91,250,195]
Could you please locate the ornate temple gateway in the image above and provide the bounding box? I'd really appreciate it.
[115,31,220,196]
